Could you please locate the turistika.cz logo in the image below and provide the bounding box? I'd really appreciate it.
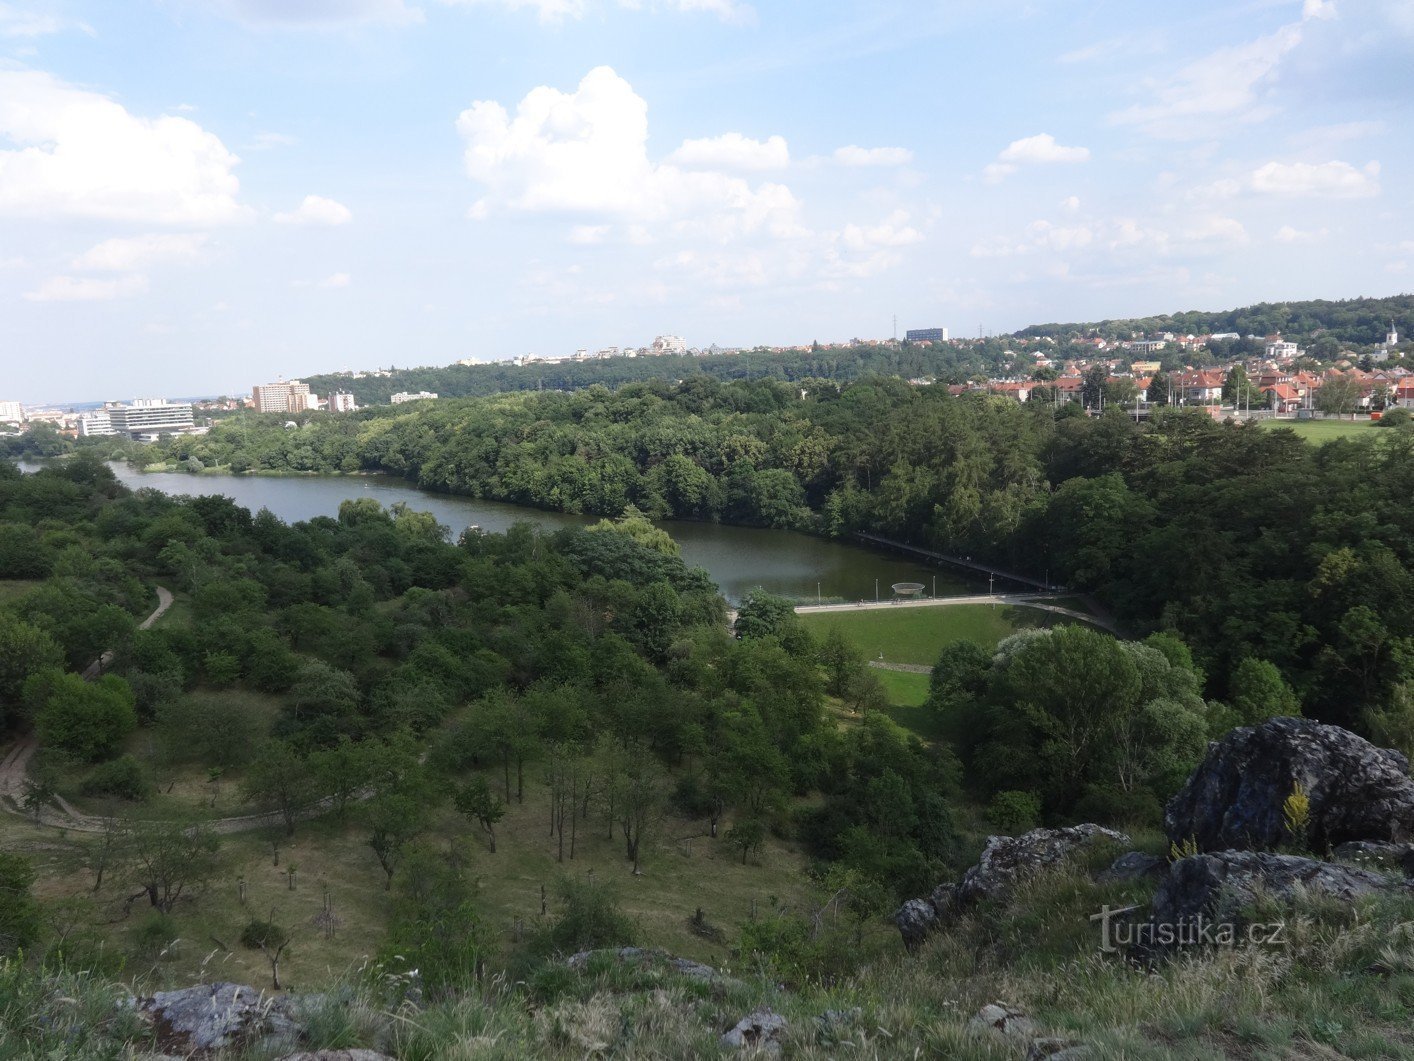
[1089,904,1287,953]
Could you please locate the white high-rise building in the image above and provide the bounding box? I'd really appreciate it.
[79,411,116,436]
[651,335,687,355]
[106,399,195,436]
[330,391,358,413]
[0,400,23,424]
[252,380,316,414]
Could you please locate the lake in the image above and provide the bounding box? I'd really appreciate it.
[24,461,978,604]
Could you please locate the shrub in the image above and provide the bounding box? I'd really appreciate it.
[987,790,1041,835]
[80,755,153,802]
[240,919,288,950]
[535,877,636,957]
[34,673,137,763]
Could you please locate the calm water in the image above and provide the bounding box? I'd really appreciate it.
[23,461,976,604]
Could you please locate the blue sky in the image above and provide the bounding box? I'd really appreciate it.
[1,0,1410,402]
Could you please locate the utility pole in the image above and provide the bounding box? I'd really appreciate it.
[875,578,879,603]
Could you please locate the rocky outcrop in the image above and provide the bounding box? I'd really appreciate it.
[1096,851,1166,884]
[565,946,736,986]
[1136,850,1408,955]
[133,983,305,1054]
[1165,717,1414,852]
[721,1008,787,1053]
[279,1053,395,1061]
[895,825,1129,949]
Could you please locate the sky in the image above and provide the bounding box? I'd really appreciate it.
[1,0,1411,403]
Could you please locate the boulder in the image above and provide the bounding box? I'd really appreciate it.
[134,983,303,1053]
[1137,850,1407,955]
[1165,717,1414,852]
[894,825,1129,948]
[969,1002,1035,1039]
[565,946,733,986]
[720,1008,788,1054]
[279,1053,394,1061]
[1095,851,1166,884]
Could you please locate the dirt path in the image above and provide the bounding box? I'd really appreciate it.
[0,585,309,835]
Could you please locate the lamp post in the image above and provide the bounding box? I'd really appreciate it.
[817,582,821,605]
[874,578,879,603]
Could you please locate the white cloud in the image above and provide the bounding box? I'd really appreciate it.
[72,233,210,272]
[274,194,353,225]
[567,224,609,244]
[668,133,788,172]
[1060,195,1081,215]
[1110,9,1328,139]
[841,210,923,252]
[1251,159,1379,197]
[437,0,752,23]
[0,3,91,37]
[319,271,352,288]
[457,66,802,241]
[247,131,299,150]
[833,145,913,167]
[984,133,1089,182]
[1275,224,1329,243]
[23,274,149,302]
[0,69,247,225]
[210,0,423,27]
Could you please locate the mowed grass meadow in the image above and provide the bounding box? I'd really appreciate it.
[799,603,1070,668]
[1258,417,1388,443]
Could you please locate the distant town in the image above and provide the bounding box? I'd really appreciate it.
[1,321,1407,442]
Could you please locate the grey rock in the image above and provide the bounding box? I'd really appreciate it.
[279,1052,395,1061]
[893,898,938,952]
[894,825,1129,948]
[721,1008,788,1054]
[1096,851,1166,884]
[969,1002,1035,1039]
[565,946,727,984]
[1139,850,1407,955]
[136,982,303,1052]
[1165,717,1414,852]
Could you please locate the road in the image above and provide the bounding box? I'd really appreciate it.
[728,593,1116,634]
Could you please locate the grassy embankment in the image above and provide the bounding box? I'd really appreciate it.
[7,592,824,992]
[1258,418,1387,443]
[801,602,1088,736]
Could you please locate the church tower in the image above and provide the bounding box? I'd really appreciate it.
[1387,320,1400,349]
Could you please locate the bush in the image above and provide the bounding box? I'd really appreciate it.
[988,790,1041,835]
[80,755,153,802]
[1379,407,1411,428]
[534,877,636,957]
[33,673,137,763]
[240,919,288,950]
[131,913,177,960]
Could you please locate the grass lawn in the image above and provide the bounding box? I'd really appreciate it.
[800,603,1070,668]
[1259,417,1389,443]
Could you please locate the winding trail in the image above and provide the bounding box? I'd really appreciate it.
[729,593,1116,635]
[0,585,308,835]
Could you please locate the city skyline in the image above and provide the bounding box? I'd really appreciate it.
[2,0,1412,401]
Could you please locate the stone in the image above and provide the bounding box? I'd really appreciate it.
[894,898,938,952]
[565,946,730,984]
[894,825,1129,948]
[969,1002,1036,1039]
[1138,850,1407,956]
[135,982,303,1053]
[1165,717,1414,852]
[720,1008,788,1054]
[279,1052,395,1061]
[1096,851,1166,884]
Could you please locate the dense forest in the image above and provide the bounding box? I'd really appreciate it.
[1016,292,1414,345]
[135,376,1414,734]
[300,341,1016,407]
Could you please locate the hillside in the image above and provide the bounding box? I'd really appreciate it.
[1015,293,1414,345]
